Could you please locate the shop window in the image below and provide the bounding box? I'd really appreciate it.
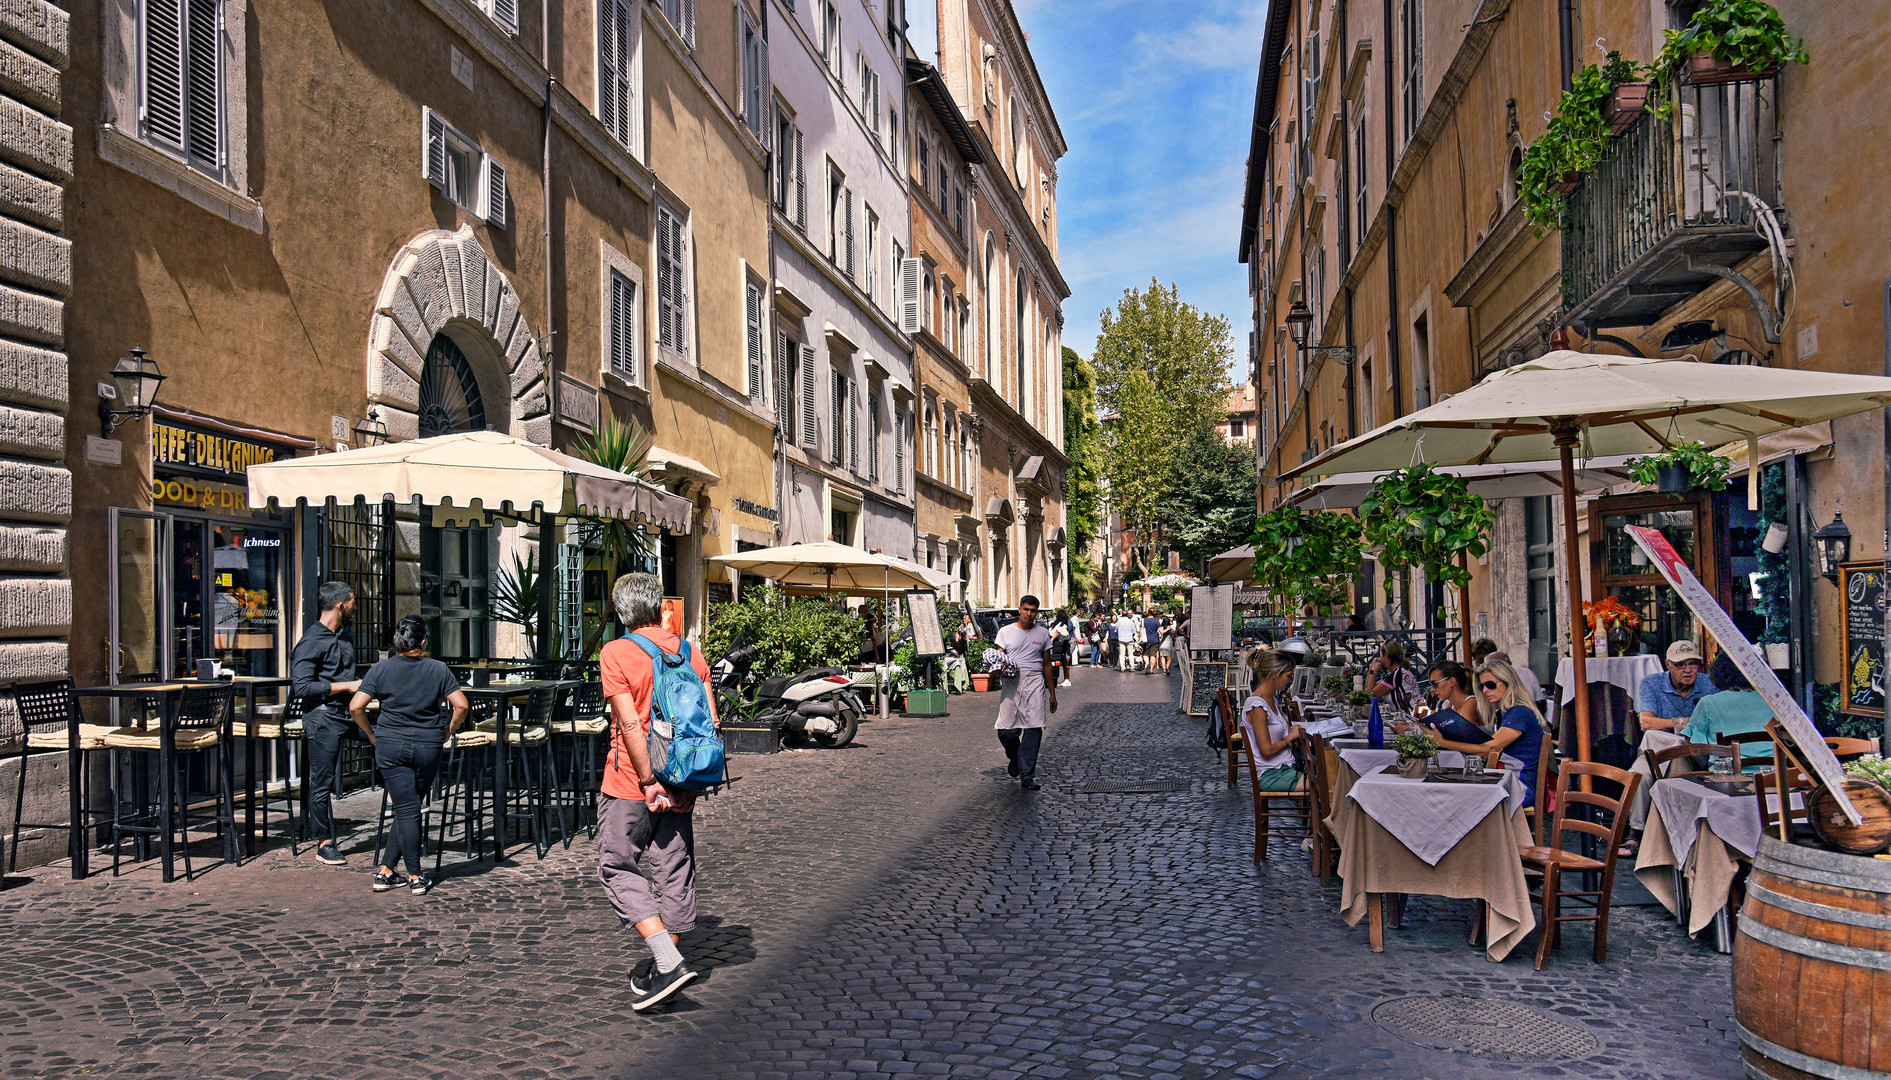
[1590,493,1717,657]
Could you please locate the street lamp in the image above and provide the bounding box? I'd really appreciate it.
[98,346,166,436]
[1284,298,1313,348]
[352,407,389,448]
[1814,511,1852,582]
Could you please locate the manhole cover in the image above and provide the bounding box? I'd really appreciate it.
[1079,779,1192,794]
[1370,995,1599,1060]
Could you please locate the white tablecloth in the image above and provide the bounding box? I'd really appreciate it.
[1650,775,1793,865]
[1346,765,1527,866]
[1554,654,1663,705]
[1628,729,1688,830]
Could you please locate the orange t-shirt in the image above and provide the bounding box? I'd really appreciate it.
[599,628,717,803]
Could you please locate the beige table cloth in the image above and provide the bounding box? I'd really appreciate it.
[1328,762,1537,961]
[1635,802,1742,934]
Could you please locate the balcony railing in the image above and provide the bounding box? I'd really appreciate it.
[1562,76,1780,332]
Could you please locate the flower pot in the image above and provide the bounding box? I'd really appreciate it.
[1684,52,1774,85]
[1397,757,1430,779]
[1765,642,1791,670]
[1762,521,1789,554]
[1655,463,1692,494]
[970,673,992,692]
[1606,82,1652,133]
[1550,170,1584,195]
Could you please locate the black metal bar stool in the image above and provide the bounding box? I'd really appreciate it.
[7,679,118,875]
[549,681,608,838]
[103,683,239,879]
[433,696,499,868]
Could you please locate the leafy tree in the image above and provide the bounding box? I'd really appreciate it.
[702,584,864,679]
[1092,280,1233,576]
[1061,346,1103,558]
[1157,419,1257,570]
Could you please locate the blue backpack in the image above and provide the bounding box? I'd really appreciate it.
[627,634,726,792]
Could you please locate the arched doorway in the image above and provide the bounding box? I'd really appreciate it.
[419,331,491,657]
[418,333,488,436]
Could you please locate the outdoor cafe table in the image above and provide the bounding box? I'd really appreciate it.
[1635,774,1795,947]
[459,679,581,859]
[1327,760,1534,961]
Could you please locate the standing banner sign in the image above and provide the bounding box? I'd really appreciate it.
[1626,524,1860,825]
[906,589,945,658]
[1191,583,1233,653]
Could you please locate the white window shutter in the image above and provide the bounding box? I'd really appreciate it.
[894,408,905,493]
[481,153,507,227]
[681,0,696,47]
[759,44,772,149]
[143,0,186,150]
[799,344,818,450]
[831,371,845,463]
[843,188,856,279]
[491,0,519,34]
[422,107,447,186]
[182,0,221,167]
[868,393,880,481]
[848,379,860,472]
[793,129,806,230]
[776,331,791,429]
[898,257,922,335]
[745,280,764,402]
[655,210,674,348]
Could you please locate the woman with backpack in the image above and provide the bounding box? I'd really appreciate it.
[347,615,469,896]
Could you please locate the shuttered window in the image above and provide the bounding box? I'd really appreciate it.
[484,0,519,34]
[740,10,769,145]
[897,256,922,335]
[662,0,696,48]
[867,386,880,482]
[422,108,506,227]
[843,188,856,280]
[830,370,846,464]
[598,0,635,149]
[142,0,224,175]
[799,344,817,451]
[776,331,793,435]
[793,128,806,231]
[1401,0,1421,144]
[745,277,766,404]
[848,379,860,473]
[894,407,906,494]
[656,203,689,356]
[607,268,640,385]
[864,208,879,306]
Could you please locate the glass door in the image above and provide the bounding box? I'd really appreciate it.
[110,509,168,684]
[421,524,489,660]
[210,522,285,676]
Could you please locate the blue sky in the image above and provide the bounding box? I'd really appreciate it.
[917,0,1272,370]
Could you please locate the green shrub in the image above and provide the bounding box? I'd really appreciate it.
[703,584,863,679]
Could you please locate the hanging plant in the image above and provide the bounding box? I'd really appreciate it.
[1250,507,1364,615]
[1517,50,1651,231]
[1754,462,1792,648]
[1357,465,1495,594]
[1625,441,1733,496]
[1657,0,1808,92]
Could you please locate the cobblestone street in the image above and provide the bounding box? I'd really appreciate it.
[1,670,1739,1079]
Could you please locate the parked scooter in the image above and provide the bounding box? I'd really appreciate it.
[711,642,864,749]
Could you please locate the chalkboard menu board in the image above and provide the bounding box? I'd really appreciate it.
[1188,662,1228,717]
[1842,564,1885,718]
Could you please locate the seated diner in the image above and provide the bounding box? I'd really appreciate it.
[1680,651,1772,766]
[1420,660,1491,749]
[1431,658,1547,804]
[1242,649,1308,792]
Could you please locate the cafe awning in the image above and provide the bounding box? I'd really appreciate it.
[245,430,693,533]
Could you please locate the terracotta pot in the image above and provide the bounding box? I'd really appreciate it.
[970,673,992,692]
[1684,52,1774,85]
[1606,82,1652,133]
[1550,170,1584,195]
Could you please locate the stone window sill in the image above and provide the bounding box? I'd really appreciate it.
[97,124,263,233]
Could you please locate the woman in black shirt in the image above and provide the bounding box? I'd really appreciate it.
[348,616,468,895]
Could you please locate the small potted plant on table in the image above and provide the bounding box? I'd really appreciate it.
[1392,729,1440,779]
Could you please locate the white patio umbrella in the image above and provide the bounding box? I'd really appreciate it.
[1207,545,1254,584]
[1283,457,1635,509]
[1280,350,1891,763]
[709,540,935,593]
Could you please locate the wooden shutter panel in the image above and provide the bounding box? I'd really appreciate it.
[183,0,220,166]
[898,257,922,335]
[491,0,519,34]
[143,0,186,150]
[776,331,791,430]
[843,188,856,279]
[481,153,507,227]
[609,270,637,383]
[894,408,906,493]
[745,280,764,402]
[655,209,674,348]
[759,39,772,149]
[848,378,860,472]
[422,107,447,186]
[799,344,818,450]
[793,128,806,230]
[831,371,844,463]
[673,212,688,354]
[681,0,696,47]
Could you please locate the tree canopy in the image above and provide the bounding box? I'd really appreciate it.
[1061,345,1103,558]
[1157,419,1257,570]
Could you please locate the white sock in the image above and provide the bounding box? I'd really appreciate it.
[645,929,684,973]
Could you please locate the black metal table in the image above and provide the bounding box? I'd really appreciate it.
[459,679,580,859]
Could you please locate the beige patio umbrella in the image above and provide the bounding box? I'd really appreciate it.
[709,540,936,593]
[1207,545,1253,584]
[1280,350,1891,764]
[1283,457,1635,509]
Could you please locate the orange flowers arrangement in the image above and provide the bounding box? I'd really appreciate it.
[1582,597,1641,636]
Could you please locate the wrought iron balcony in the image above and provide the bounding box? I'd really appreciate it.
[1562,76,1780,334]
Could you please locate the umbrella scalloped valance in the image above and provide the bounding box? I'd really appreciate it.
[246,430,693,534]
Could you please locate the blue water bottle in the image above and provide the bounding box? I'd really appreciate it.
[1367,696,1384,746]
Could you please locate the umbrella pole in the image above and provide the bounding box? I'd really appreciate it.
[1555,424,1595,788]
[1458,551,1473,664]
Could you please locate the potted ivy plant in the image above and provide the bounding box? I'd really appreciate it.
[1625,442,1733,496]
[1518,51,1651,229]
[1658,0,1808,87]
[1358,464,1495,601]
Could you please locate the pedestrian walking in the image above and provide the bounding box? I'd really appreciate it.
[1142,610,1162,672]
[1158,614,1175,674]
[1115,610,1139,671]
[347,616,467,896]
[994,594,1058,790]
[288,581,363,866]
[597,572,718,1011]
[1088,614,1107,667]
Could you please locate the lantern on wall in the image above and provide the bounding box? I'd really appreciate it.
[1813,511,1851,582]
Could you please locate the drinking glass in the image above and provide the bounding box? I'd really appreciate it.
[1465,754,1486,777]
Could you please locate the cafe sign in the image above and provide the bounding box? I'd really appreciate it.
[152,420,285,480]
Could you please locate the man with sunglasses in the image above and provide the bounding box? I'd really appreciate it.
[1636,640,1719,732]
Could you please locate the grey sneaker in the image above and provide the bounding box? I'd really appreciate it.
[408,875,436,895]
[315,844,346,866]
[630,962,698,1012]
[371,870,400,892]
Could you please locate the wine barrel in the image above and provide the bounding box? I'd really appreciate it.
[1734,836,1891,1079]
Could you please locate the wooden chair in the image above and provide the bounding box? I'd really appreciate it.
[1753,765,1812,842]
[1511,729,1559,847]
[1221,689,1249,787]
[1825,736,1881,761]
[1644,741,1740,780]
[1241,713,1317,864]
[1518,760,1642,970]
[1304,733,1337,882]
[1717,729,1774,760]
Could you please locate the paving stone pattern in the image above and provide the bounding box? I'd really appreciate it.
[0,669,1739,1078]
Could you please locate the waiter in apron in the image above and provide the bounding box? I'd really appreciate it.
[991,595,1058,791]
